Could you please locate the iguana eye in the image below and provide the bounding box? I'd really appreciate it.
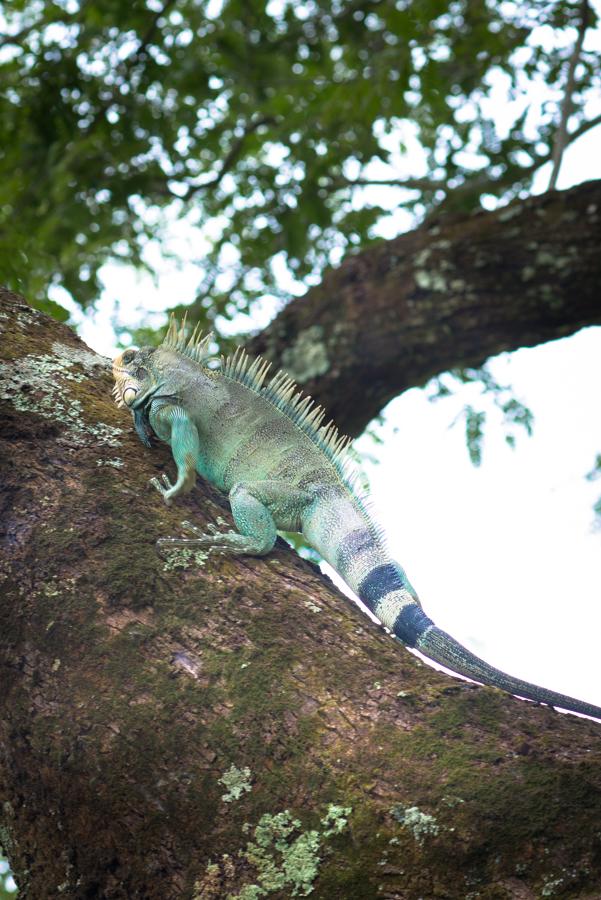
[122,349,136,365]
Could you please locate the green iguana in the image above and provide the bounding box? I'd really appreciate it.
[112,317,601,720]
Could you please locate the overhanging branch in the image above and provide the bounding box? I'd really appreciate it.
[246,179,601,437]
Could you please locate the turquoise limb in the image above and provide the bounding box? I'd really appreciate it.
[149,405,200,503]
[157,480,313,557]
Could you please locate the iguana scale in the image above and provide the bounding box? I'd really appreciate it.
[112,317,601,720]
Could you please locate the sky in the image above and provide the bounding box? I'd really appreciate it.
[62,11,601,714]
[352,325,601,709]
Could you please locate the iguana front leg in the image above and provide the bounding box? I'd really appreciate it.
[149,405,200,503]
[157,480,313,557]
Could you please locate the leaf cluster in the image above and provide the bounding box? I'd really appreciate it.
[429,364,534,466]
[0,0,599,321]
[0,853,16,899]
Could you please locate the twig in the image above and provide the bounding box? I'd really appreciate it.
[548,0,590,191]
[323,175,442,193]
[127,0,177,65]
[437,110,601,212]
[323,111,601,203]
[0,21,41,50]
[0,1,90,51]
[183,116,276,199]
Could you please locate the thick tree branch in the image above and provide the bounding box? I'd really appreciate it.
[1,288,601,898]
[247,178,601,437]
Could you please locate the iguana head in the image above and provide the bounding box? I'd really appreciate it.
[112,317,214,447]
[112,317,214,409]
[112,347,159,410]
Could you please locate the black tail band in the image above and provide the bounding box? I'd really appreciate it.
[357,563,405,611]
[393,604,433,647]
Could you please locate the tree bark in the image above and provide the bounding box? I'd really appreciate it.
[1,288,601,899]
[248,179,601,437]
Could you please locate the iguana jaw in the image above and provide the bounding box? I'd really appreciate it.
[112,348,159,409]
[111,380,136,408]
[112,354,166,414]
[111,362,140,408]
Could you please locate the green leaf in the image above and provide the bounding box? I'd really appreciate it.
[28,296,70,323]
[464,406,486,468]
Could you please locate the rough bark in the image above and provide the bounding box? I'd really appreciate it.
[248,179,601,437]
[1,288,601,900]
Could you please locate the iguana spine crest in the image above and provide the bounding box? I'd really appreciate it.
[162,312,214,364]
[161,315,366,501]
[221,347,355,486]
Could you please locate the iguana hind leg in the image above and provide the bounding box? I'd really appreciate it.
[157,480,312,557]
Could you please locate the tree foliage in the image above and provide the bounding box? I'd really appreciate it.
[428,365,535,466]
[1,0,599,321]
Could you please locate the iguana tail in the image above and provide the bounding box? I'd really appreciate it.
[310,500,601,719]
[379,568,601,719]
[373,565,601,718]
[414,622,601,719]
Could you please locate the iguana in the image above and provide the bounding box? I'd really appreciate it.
[112,317,601,720]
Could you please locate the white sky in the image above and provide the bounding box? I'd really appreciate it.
[64,12,601,712]
[352,326,601,708]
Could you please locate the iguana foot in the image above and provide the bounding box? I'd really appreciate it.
[156,519,272,556]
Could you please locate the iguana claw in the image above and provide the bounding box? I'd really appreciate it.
[150,474,176,504]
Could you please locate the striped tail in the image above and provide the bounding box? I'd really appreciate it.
[308,499,601,720]
[363,562,601,719]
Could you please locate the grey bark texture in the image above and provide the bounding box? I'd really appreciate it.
[1,179,601,900]
[248,179,601,437]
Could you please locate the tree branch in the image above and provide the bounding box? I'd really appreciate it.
[0,3,89,51]
[0,21,42,50]
[319,109,601,207]
[182,116,277,199]
[548,0,591,190]
[247,178,601,437]
[2,288,601,898]
[318,113,601,221]
[124,0,178,67]
[323,175,442,193]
